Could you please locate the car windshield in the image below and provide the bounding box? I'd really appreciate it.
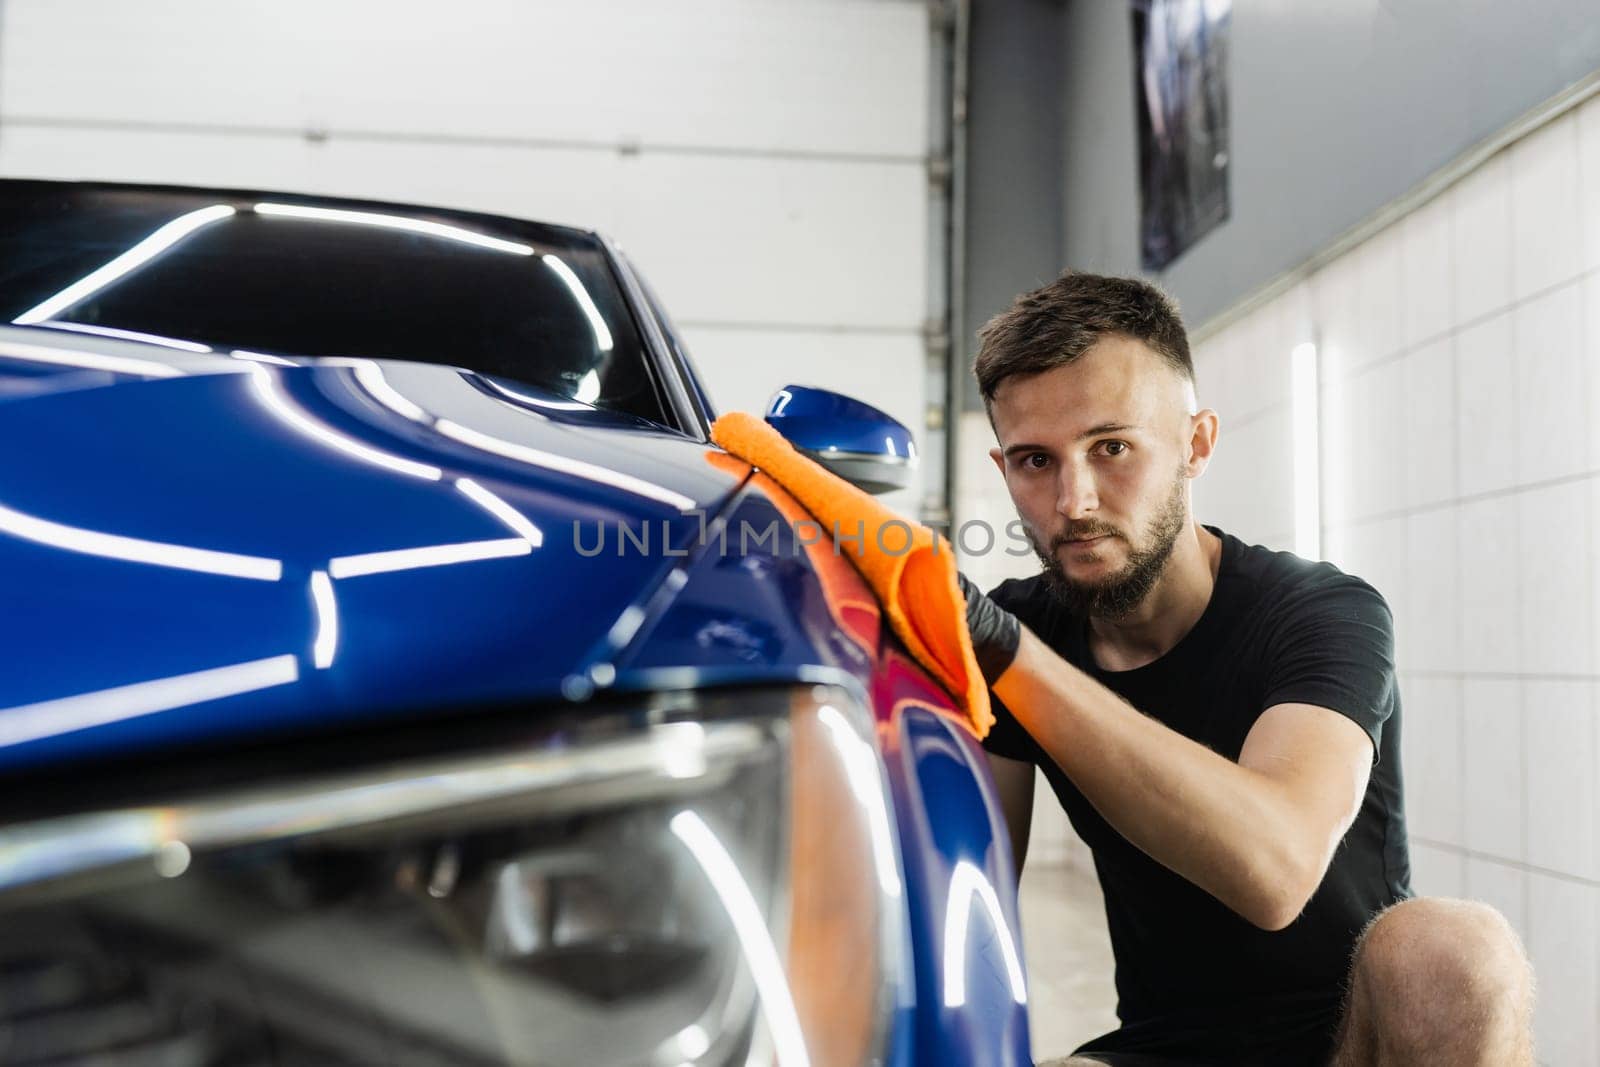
[0,181,669,425]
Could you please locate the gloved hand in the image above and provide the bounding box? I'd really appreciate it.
[956,573,1021,688]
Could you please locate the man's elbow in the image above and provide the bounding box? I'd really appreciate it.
[1237,851,1327,931]
[1242,889,1311,932]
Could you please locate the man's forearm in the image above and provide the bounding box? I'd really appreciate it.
[992,628,1329,930]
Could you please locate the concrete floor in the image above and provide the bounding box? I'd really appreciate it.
[1017,861,1121,1062]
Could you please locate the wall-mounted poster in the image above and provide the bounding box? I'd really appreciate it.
[1132,0,1231,272]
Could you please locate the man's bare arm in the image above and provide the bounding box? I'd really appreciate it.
[986,752,1034,880]
[993,627,1372,930]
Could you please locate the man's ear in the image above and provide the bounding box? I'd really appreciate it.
[1186,409,1219,477]
[989,446,1005,475]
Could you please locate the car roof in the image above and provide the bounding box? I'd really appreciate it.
[0,176,605,249]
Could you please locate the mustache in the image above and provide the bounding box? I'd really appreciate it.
[1050,523,1122,549]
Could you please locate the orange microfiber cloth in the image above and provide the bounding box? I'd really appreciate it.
[711,411,993,738]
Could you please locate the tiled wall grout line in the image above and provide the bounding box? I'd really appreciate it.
[1320,261,1600,386]
[1333,467,1600,531]
[1507,181,1531,910]
[1411,836,1600,890]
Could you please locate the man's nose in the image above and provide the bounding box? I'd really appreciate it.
[1056,462,1098,519]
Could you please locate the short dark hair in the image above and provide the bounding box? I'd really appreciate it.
[972,271,1193,408]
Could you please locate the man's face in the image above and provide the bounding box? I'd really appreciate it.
[988,335,1210,619]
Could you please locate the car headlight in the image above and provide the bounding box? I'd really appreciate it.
[0,684,904,1067]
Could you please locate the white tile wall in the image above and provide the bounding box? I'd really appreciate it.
[1462,680,1525,862]
[1401,193,1454,348]
[1455,311,1519,498]
[1465,856,1528,940]
[1458,495,1521,675]
[1517,482,1593,677]
[1510,118,1584,304]
[1526,873,1600,1065]
[1581,96,1600,274]
[1403,507,1460,672]
[1524,682,1597,881]
[1400,676,1463,844]
[1409,841,1466,897]
[1401,337,1457,510]
[953,89,1600,1062]
[1451,151,1515,324]
[1585,275,1600,473]
[1512,284,1587,486]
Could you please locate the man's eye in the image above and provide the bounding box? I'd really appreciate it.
[1099,441,1129,456]
[1021,453,1049,470]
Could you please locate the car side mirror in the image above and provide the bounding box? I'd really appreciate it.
[764,385,916,495]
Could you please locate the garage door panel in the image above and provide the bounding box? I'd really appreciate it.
[615,154,927,330]
[1,0,929,158]
[682,326,926,515]
[308,140,625,234]
[0,126,320,193]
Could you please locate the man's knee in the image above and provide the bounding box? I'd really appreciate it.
[1349,897,1533,1039]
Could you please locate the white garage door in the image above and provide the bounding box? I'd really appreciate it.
[0,0,935,513]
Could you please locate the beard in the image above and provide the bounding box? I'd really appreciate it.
[1030,468,1189,621]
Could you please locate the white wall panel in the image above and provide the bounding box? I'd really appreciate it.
[1400,676,1462,846]
[612,153,926,329]
[1526,874,1600,1065]
[1508,117,1583,304]
[0,0,929,158]
[0,125,321,191]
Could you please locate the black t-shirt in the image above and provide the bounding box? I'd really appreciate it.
[984,527,1411,1065]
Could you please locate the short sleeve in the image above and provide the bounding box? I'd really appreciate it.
[1261,575,1397,760]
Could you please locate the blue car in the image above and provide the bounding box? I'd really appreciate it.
[0,180,1031,1066]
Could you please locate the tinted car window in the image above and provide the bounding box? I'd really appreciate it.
[0,182,669,426]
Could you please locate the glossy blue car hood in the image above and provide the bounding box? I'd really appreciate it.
[0,336,747,770]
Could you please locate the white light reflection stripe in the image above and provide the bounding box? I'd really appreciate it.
[816,706,902,899]
[455,478,544,545]
[670,810,811,1067]
[29,321,213,353]
[250,366,443,481]
[310,570,338,669]
[0,655,299,749]
[541,255,614,352]
[253,203,535,257]
[14,205,237,324]
[328,537,531,579]
[351,361,428,422]
[434,419,695,512]
[231,350,297,367]
[1292,341,1322,560]
[942,860,1028,1007]
[0,499,282,580]
[0,340,184,379]
[478,375,592,412]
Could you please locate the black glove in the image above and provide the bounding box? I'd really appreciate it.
[957,572,1021,687]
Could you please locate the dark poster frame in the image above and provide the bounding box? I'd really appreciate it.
[1132,0,1232,272]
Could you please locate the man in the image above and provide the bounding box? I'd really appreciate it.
[958,272,1534,1065]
